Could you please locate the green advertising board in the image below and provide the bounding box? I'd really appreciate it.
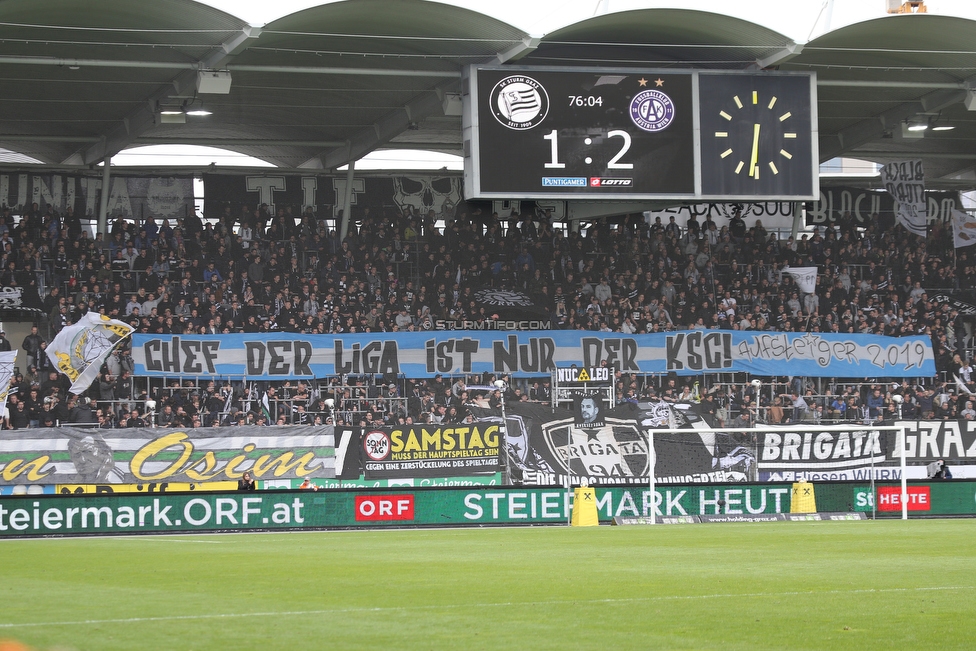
[846,481,976,516]
[0,481,971,537]
[0,486,796,536]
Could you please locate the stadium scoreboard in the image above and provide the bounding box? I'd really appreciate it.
[463,66,818,201]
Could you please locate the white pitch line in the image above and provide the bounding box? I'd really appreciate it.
[132,539,225,544]
[0,586,970,629]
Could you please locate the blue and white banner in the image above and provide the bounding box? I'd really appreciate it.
[131,331,935,379]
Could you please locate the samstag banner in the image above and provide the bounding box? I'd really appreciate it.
[131,331,935,379]
[359,424,501,479]
[0,426,345,485]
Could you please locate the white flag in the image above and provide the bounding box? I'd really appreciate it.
[951,208,976,248]
[954,375,974,396]
[48,311,134,395]
[881,160,927,237]
[0,351,17,418]
[782,266,818,294]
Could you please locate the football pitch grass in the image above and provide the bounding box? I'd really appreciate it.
[0,520,972,651]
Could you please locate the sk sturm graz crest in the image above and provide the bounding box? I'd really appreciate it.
[489,76,550,130]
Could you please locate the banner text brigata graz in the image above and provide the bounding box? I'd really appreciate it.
[131,331,935,379]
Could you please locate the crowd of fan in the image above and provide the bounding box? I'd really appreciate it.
[2,199,976,429]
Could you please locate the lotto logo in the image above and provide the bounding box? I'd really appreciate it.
[589,177,634,187]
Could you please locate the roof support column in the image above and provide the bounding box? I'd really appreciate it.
[98,156,111,237]
[339,161,356,242]
[791,199,803,240]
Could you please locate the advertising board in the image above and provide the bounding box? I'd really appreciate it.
[0,481,970,537]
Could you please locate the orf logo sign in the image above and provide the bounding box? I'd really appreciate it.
[355,495,415,522]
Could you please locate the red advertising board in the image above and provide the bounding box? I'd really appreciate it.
[877,486,931,511]
[354,494,415,522]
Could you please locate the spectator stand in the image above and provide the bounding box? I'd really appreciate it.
[4,200,976,432]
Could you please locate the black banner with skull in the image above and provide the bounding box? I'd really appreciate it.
[202,173,464,222]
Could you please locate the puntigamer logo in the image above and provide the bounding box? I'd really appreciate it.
[490,75,549,130]
[542,177,587,187]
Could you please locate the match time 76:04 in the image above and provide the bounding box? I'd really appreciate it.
[568,95,603,107]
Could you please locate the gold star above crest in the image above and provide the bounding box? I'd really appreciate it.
[655,78,665,87]
[638,78,648,87]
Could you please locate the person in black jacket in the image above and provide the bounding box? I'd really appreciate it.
[22,325,43,368]
[7,398,29,429]
[237,471,256,491]
[69,396,97,424]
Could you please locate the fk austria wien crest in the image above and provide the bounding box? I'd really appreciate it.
[629,89,675,132]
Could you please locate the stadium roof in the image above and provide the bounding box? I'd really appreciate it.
[2,1,976,186]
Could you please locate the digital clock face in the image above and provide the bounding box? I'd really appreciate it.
[468,68,696,198]
[464,66,818,201]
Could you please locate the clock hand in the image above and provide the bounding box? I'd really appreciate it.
[749,123,761,178]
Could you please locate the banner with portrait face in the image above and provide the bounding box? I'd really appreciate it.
[0,425,341,485]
